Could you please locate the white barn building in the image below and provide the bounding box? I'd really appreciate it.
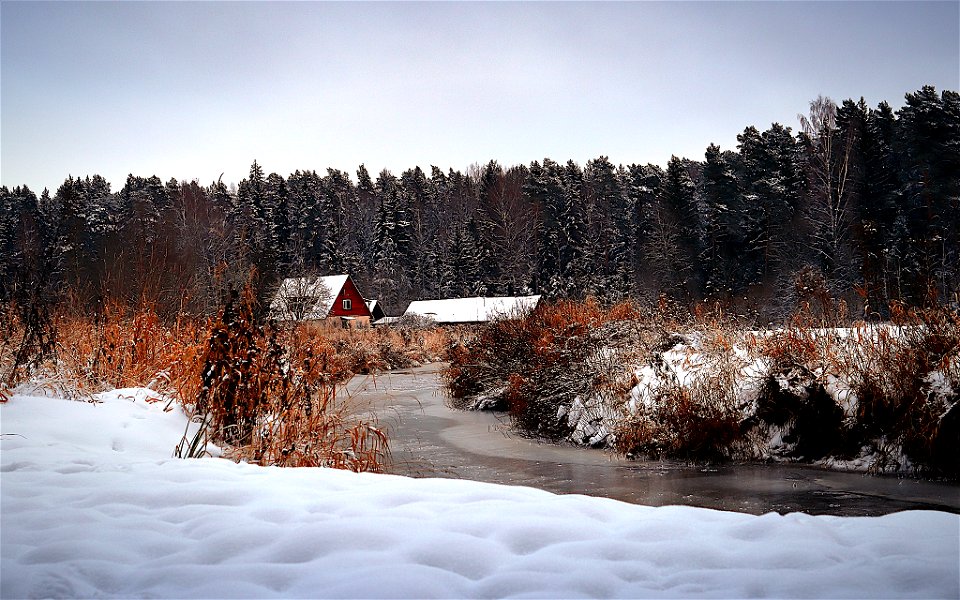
[402,295,541,325]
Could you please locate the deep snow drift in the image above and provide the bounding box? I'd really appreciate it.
[2,390,958,599]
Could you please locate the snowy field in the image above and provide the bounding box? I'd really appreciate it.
[2,390,958,599]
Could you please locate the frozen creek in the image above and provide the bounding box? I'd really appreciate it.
[349,364,960,517]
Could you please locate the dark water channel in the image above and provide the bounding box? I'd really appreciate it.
[346,364,959,517]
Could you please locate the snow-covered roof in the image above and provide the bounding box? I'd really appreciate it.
[270,275,349,320]
[403,295,541,324]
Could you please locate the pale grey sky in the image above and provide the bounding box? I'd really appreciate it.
[2,1,958,192]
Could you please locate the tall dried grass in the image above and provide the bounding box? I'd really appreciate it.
[54,301,207,397]
[182,288,388,470]
[2,290,458,472]
[319,324,451,374]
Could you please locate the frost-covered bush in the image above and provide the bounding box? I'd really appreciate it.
[832,306,960,474]
[752,328,855,461]
[614,326,768,459]
[446,299,652,442]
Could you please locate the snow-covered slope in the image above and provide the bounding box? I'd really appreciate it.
[2,391,957,599]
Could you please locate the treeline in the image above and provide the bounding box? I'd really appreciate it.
[1,86,957,319]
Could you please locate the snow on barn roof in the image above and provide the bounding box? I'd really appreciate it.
[403,295,541,324]
[365,299,385,319]
[270,274,349,320]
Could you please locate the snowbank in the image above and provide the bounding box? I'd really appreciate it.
[2,391,958,599]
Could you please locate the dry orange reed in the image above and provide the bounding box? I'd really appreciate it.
[1,293,458,472]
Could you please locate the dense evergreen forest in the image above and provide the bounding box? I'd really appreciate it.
[2,86,958,320]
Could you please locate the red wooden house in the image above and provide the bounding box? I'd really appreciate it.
[270,274,373,328]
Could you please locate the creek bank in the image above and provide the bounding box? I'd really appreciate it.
[446,310,960,476]
[348,364,960,517]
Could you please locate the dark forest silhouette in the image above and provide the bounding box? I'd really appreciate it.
[2,86,957,320]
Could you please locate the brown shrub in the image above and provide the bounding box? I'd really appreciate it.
[2,288,401,472]
[615,384,742,459]
[835,305,960,473]
[445,298,654,439]
[183,287,388,471]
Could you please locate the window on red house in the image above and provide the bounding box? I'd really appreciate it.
[342,298,352,311]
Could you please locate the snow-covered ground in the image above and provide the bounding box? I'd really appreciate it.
[2,390,958,599]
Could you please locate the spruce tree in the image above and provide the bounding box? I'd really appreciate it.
[50,177,91,297]
[441,220,481,298]
[895,86,960,302]
[644,156,700,299]
[234,161,278,294]
[524,159,566,296]
[736,124,804,294]
[700,144,743,298]
[264,172,291,268]
[558,160,588,297]
[400,166,432,298]
[626,163,663,295]
[857,101,903,309]
[584,156,632,299]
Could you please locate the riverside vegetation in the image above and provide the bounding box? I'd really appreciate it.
[3,292,957,477]
[446,298,960,477]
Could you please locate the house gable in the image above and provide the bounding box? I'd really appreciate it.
[327,276,372,319]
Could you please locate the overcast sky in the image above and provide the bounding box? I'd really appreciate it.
[2,1,958,193]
